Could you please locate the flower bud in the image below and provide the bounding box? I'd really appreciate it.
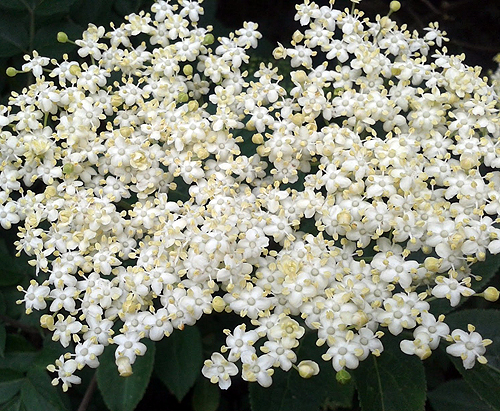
[116,356,133,377]
[177,92,189,103]
[183,64,193,76]
[202,34,214,45]
[212,296,226,313]
[62,163,74,175]
[187,100,199,111]
[390,1,401,12]
[297,360,320,378]
[69,64,81,76]
[57,32,69,43]
[40,314,55,330]
[252,133,264,144]
[483,286,500,302]
[6,67,17,77]
[424,257,441,272]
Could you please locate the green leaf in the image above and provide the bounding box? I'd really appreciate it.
[0,15,30,58]
[0,334,38,372]
[35,0,80,16]
[192,377,220,411]
[0,352,38,373]
[0,369,24,405]
[445,309,500,410]
[0,291,6,315]
[155,326,203,402]
[0,235,33,287]
[97,340,155,411]
[249,332,354,411]
[70,0,114,27]
[0,0,36,11]
[32,21,83,58]
[21,369,68,411]
[353,334,426,411]
[0,324,6,358]
[428,379,495,411]
[0,396,22,411]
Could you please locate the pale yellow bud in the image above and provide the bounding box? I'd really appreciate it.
[40,314,55,330]
[212,296,226,313]
[183,64,193,76]
[252,133,264,144]
[424,257,442,272]
[116,356,133,377]
[390,1,401,12]
[111,94,123,107]
[69,64,81,76]
[187,100,199,111]
[292,30,304,44]
[297,360,320,378]
[483,286,500,302]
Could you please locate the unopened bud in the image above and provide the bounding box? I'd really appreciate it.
[57,32,69,43]
[483,286,500,302]
[252,133,264,144]
[212,296,226,313]
[6,67,18,77]
[292,30,304,44]
[177,92,189,103]
[62,163,74,175]
[297,360,320,378]
[183,64,193,76]
[390,1,401,12]
[69,64,81,76]
[116,356,133,377]
[40,314,55,330]
[424,257,441,272]
[203,34,214,45]
[187,100,199,111]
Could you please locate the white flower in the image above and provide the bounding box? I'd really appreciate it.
[202,353,239,390]
[431,276,475,307]
[446,326,492,369]
[241,353,275,387]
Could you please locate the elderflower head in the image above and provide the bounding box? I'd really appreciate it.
[2,0,500,391]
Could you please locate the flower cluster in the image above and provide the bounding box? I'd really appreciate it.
[1,0,499,391]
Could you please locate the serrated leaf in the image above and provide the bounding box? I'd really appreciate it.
[21,369,68,411]
[155,326,203,402]
[428,379,495,411]
[353,334,426,411]
[192,377,220,411]
[0,369,24,405]
[35,0,80,16]
[97,340,155,411]
[249,332,354,411]
[445,309,500,410]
